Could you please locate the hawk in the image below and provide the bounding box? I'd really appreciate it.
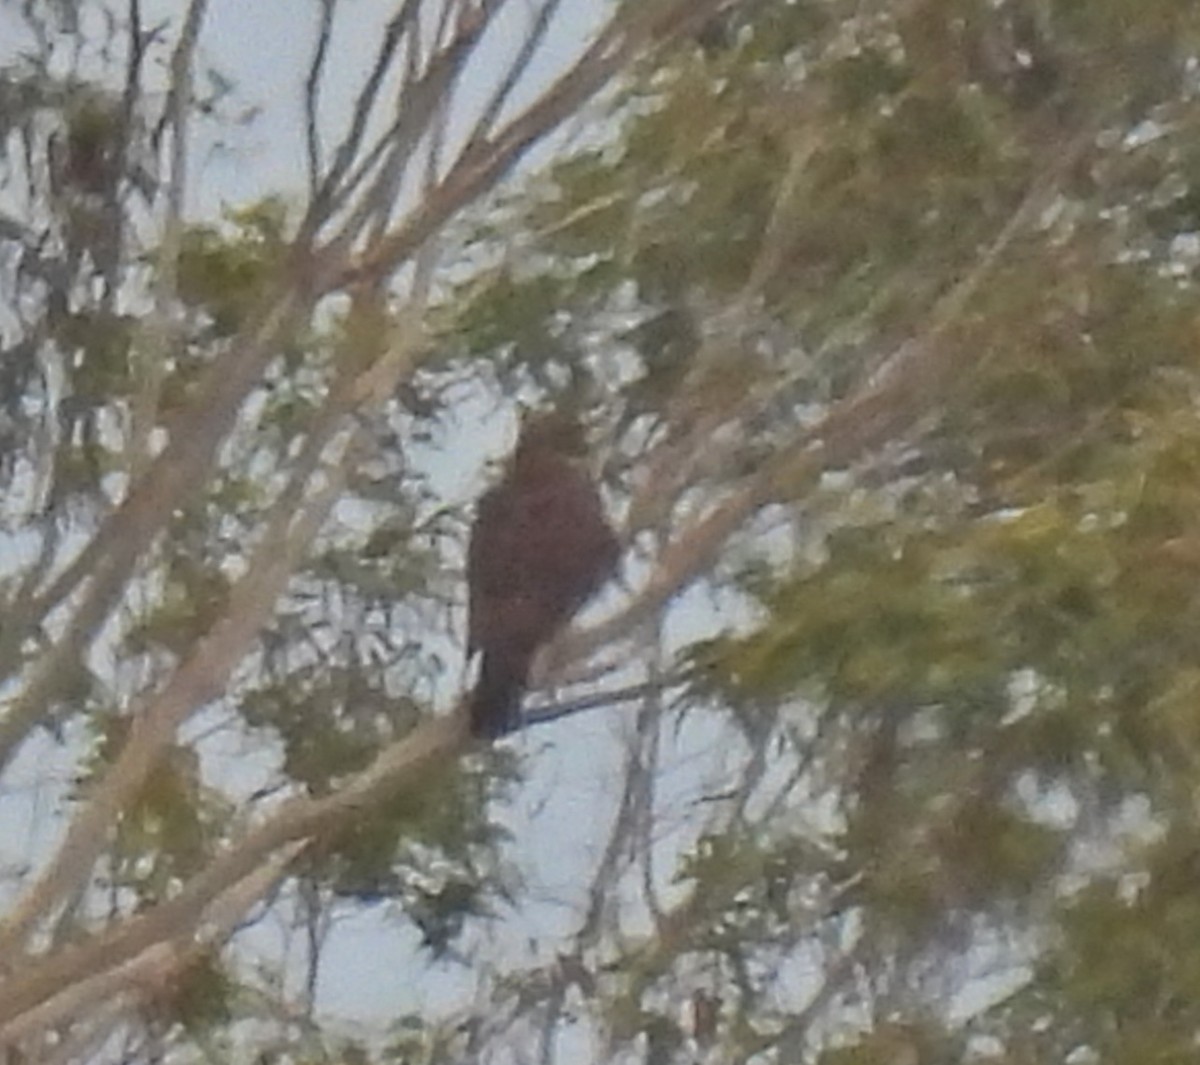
[466,411,620,739]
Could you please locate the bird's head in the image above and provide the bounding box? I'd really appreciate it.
[514,409,590,460]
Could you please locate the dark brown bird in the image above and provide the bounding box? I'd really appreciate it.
[466,411,620,739]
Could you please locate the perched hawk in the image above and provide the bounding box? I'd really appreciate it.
[466,411,620,739]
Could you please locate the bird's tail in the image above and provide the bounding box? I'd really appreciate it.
[469,651,529,739]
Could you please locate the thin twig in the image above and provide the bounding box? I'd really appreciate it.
[464,0,564,151]
[338,0,734,288]
[304,0,337,202]
[129,0,206,477]
[304,0,422,235]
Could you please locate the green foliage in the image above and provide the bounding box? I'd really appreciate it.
[0,15,514,1051]
[154,949,235,1036]
[175,203,289,337]
[10,0,1200,1061]
[81,712,225,897]
[431,1,1200,1059]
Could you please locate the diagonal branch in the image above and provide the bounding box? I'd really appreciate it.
[337,0,735,288]
[0,289,307,777]
[0,351,374,955]
[304,0,423,234]
[332,1,488,249]
[463,0,565,150]
[0,286,309,777]
[1,843,304,1051]
[0,712,463,1034]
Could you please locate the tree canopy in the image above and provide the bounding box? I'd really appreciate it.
[1,0,1200,1062]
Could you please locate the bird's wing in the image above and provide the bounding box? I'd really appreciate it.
[467,461,620,659]
[466,484,509,657]
[514,467,620,609]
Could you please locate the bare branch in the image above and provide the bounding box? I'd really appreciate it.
[1,844,301,1049]
[304,0,337,201]
[464,0,565,150]
[129,0,207,476]
[338,0,734,288]
[304,0,422,234]
[0,712,463,1032]
[0,359,367,952]
[0,290,307,775]
[327,4,490,250]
